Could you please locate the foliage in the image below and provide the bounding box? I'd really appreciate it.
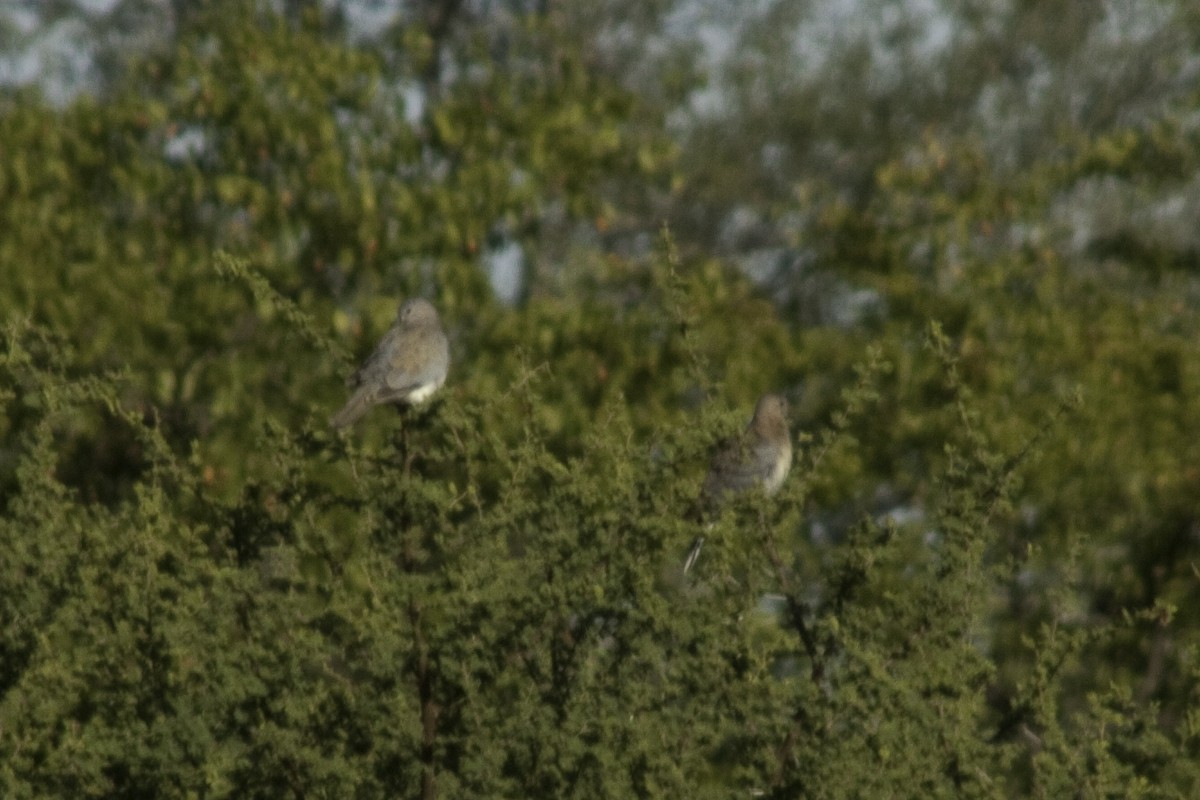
[3,1,1200,798]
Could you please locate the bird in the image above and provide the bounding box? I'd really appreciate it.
[330,297,450,429]
[683,393,792,574]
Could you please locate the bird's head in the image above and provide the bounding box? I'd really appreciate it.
[752,393,789,431]
[398,297,440,327]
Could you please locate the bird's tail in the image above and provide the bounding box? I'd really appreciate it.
[682,535,705,575]
[330,389,374,429]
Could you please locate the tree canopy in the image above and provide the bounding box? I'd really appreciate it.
[3,1,1200,797]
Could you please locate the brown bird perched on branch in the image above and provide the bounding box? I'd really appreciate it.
[330,298,450,429]
[683,393,792,574]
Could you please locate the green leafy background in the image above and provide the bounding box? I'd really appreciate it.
[2,2,1200,797]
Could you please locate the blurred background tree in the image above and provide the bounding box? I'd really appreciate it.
[2,0,1200,796]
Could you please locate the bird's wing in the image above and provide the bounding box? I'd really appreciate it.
[347,325,403,388]
[707,433,786,495]
[384,329,448,391]
[383,340,426,390]
[703,437,760,498]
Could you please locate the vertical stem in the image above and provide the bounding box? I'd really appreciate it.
[394,405,413,477]
[397,407,432,798]
[409,601,438,800]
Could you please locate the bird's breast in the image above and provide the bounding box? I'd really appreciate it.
[763,446,792,495]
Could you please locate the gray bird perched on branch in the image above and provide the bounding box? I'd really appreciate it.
[330,298,450,429]
[683,393,792,574]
